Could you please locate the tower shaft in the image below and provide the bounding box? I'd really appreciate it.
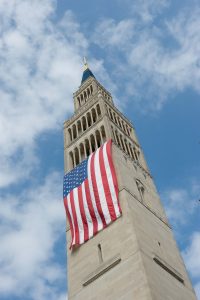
[63,66,197,300]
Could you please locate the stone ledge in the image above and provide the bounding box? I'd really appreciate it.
[83,254,121,287]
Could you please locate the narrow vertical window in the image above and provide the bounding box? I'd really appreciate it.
[136,179,145,202]
[98,244,103,263]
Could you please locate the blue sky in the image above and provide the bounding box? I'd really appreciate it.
[0,0,200,299]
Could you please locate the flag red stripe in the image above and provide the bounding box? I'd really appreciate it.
[106,140,122,214]
[84,179,98,235]
[90,151,107,228]
[99,144,117,221]
[78,185,89,242]
[70,191,79,245]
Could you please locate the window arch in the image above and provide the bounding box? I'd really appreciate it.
[109,108,113,121]
[77,120,82,135]
[85,139,90,157]
[120,135,126,152]
[69,151,74,169]
[122,121,126,132]
[96,104,101,117]
[115,130,120,146]
[90,85,93,94]
[72,124,77,139]
[91,108,97,123]
[90,134,96,152]
[129,143,135,159]
[118,117,122,128]
[87,88,90,97]
[84,91,87,102]
[79,143,85,162]
[100,126,106,143]
[82,116,87,131]
[95,130,101,147]
[124,139,131,156]
[68,128,72,142]
[113,112,117,124]
[74,147,79,166]
[86,111,92,127]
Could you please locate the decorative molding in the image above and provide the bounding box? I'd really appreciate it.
[153,254,184,284]
[83,254,121,286]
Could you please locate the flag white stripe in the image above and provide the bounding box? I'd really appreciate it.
[103,142,121,217]
[94,147,111,224]
[87,154,103,231]
[73,188,84,244]
[82,182,93,238]
[67,194,76,246]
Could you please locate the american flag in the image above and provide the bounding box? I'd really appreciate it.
[63,140,121,249]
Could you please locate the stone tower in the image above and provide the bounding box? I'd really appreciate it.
[63,62,197,300]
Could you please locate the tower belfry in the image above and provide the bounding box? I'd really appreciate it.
[63,63,197,300]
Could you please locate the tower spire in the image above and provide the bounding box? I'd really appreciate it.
[83,56,89,70]
[81,57,95,84]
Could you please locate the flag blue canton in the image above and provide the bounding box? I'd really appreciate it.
[63,158,88,198]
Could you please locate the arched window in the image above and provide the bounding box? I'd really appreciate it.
[79,143,85,162]
[85,139,90,157]
[118,117,122,128]
[122,121,126,132]
[91,108,97,123]
[74,147,79,166]
[84,91,87,102]
[126,125,130,136]
[82,116,87,131]
[68,128,72,142]
[90,85,93,94]
[115,130,120,146]
[120,135,126,152]
[77,120,82,135]
[111,126,115,143]
[87,88,90,97]
[81,94,83,102]
[124,139,131,156]
[90,134,96,152]
[72,124,77,139]
[129,143,135,159]
[86,112,92,127]
[100,126,106,143]
[77,97,80,106]
[134,147,140,161]
[113,112,117,124]
[109,108,113,121]
[69,151,74,169]
[96,104,101,117]
[95,130,101,147]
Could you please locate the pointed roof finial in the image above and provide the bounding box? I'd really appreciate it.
[83,56,89,70]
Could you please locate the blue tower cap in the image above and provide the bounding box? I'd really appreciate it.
[81,57,95,84]
[81,68,95,84]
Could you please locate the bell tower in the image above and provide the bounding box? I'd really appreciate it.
[63,62,197,300]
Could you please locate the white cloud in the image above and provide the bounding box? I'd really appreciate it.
[93,19,135,48]
[0,0,88,187]
[182,232,200,299]
[183,232,200,278]
[93,4,200,112]
[194,282,200,300]
[130,0,169,23]
[161,180,200,227]
[0,172,66,300]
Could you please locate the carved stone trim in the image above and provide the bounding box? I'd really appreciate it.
[83,254,121,286]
